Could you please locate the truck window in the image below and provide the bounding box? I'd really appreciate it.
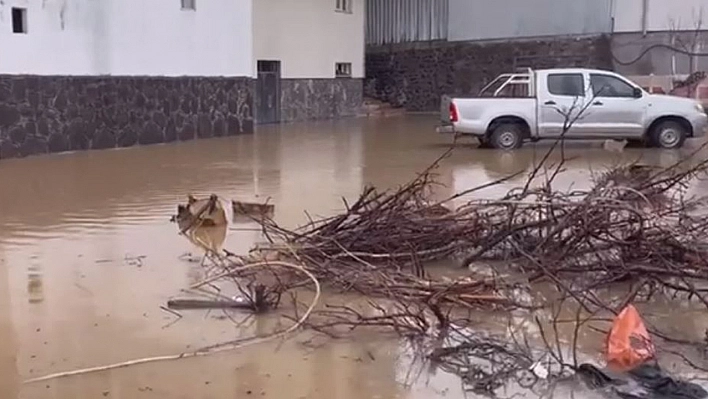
[590,74,635,98]
[496,82,530,98]
[547,74,584,97]
[479,77,508,97]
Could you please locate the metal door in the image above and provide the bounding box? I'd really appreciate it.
[537,71,588,138]
[579,73,647,138]
[256,60,281,124]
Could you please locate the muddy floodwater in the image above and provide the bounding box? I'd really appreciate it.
[1,115,708,398]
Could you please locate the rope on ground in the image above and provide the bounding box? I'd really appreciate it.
[23,261,320,384]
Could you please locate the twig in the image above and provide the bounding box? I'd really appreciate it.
[23,261,320,384]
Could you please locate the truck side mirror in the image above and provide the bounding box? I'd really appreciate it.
[633,87,643,98]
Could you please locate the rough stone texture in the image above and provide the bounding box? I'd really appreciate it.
[0,75,254,159]
[364,35,613,112]
[278,78,363,122]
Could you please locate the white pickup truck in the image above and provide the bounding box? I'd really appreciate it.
[440,68,707,149]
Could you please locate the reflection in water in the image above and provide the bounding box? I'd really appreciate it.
[26,261,43,304]
[451,141,701,202]
[0,256,19,398]
[186,225,228,256]
[0,116,706,398]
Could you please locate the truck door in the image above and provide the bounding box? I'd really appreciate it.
[583,73,647,138]
[537,72,588,138]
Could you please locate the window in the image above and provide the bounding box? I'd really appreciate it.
[480,75,531,98]
[181,0,196,10]
[496,81,530,98]
[12,8,27,34]
[480,77,508,97]
[336,0,352,13]
[257,60,280,73]
[590,74,636,98]
[547,73,584,97]
[335,62,352,78]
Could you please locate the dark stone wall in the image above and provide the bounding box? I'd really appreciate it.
[279,78,363,122]
[0,75,254,159]
[364,35,613,112]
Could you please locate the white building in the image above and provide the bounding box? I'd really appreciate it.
[0,0,365,159]
[0,0,253,77]
[253,0,365,123]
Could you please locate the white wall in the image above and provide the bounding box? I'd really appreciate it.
[107,0,252,76]
[613,0,708,32]
[0,0,253,77]
[253,0,365,79]
[0,0,95,75]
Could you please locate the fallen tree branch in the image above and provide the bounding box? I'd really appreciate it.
[23,261,320,384]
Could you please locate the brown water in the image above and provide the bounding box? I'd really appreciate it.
[1,115,707,398]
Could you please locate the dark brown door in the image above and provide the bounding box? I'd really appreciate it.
[256,60,281,124]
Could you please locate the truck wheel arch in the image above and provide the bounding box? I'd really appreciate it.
[646,116,693,138]
[487,116,531,139]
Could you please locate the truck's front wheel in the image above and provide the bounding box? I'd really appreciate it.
[489,123,524,150]
[649,120,687,149]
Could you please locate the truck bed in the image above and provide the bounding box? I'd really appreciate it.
[440,95,537,137]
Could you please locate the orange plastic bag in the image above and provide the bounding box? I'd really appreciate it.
[605,304,656,371]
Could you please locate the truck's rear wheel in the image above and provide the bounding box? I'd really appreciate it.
[649,120,687,149]
[489,123,523,150]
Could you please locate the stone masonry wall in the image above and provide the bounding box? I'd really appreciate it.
[365,35,613,112]
[279,78,363,122]
[0,75,254,159]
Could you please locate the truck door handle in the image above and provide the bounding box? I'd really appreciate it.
[593,101,603,106]
[544,100,556,105]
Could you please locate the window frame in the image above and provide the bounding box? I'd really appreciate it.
[181,0,196,11]
[335,62,352,78]
[546,73,585,97]
[335,0,352,13]
[479,73,532,98]
[589,73,637,98]
[12,7,28,34]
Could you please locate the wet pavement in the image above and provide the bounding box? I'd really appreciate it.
[1,115,707,398]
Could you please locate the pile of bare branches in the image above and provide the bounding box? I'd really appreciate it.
[171,143,708,396]
[246,145,708,391]
[257,154,486,265]
[456,157,708,308]
[239,150,523,312]
[249,145,708,310]
[429,328,544,394]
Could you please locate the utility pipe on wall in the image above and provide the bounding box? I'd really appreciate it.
[642,0,649,36]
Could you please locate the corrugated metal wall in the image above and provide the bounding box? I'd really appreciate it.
[366,0,448,45]
[447,0,613,42]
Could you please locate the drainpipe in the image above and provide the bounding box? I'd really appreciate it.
[641,0,649,37]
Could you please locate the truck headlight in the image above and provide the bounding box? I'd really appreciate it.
[696,103,705,113]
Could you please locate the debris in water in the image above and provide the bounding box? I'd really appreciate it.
[171,194,228,232]
[166,145,708,394]
[232,199,275,220]
[606,305,655,372]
